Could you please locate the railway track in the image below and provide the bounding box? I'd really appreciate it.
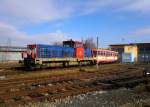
[0,65,143,90]
[0,63,145,79]
[0,64,149,106]
[0,71,149,104]
[0,64,95,77]
[0,76,149,106]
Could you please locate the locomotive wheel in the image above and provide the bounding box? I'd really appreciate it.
[26,65,35,71]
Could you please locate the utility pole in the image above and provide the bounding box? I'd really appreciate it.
[5,38,11,62]
[96,36,99,70]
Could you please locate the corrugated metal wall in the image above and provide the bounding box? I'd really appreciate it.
[0,52,22,62]
[138,47,150,63]
[122,53,133,63]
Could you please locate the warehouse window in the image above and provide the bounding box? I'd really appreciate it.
[139,48,144,52]
[146,47,150,52]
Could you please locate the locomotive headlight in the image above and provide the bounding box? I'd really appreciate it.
[146,72,150,75]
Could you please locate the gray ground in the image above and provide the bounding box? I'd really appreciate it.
[23,87,150,107]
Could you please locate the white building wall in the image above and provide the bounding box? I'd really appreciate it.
[0,52,23,62]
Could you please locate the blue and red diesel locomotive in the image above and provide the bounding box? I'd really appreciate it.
[23,40,118,69]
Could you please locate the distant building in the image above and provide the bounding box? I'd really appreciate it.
[110,43,150,63]
[0,46,27,62]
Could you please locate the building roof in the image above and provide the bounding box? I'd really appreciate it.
[0,46,27,52]
[110,43,150,47]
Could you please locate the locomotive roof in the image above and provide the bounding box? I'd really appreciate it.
[63,40,83,44]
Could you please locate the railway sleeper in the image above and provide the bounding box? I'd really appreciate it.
[29,93,44,98]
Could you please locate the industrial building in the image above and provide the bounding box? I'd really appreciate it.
[110,43,150,63]
[0,46,27,62]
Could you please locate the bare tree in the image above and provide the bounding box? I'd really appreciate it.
[83,37,96,49]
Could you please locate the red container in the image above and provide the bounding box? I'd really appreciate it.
[75,48,84,59]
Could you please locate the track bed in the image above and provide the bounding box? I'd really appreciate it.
[0,63,149,106]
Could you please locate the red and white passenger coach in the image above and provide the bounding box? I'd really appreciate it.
[91,49,118,63]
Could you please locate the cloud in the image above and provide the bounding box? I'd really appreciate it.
[0,0,73,24]
[120,27,150,37]
[0,22,67,46]
[0,1,150,24]
[131,27,150,36]
[1,0,150,46]
[1,0,150,25]
[120,0,150,14]
[119,27,150,43]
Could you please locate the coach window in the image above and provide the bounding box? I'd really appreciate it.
[101,52,103,56]
[109,52,111,57]
[94,51,96,57]
[100,51,103,56]
[110,53,112,56]
[113,53,115,57]
[103,51,105,56]
[111,53,113,56]
[103,52,105,56]
[99,51,101,56]
[106,52,109,57]
[95,51,97,57]
[100,52,101,56]
[108,52,110,56]
[106,52,108,56]
[100,51,101,55]
[102,52,104,56]
[112,53,114,56]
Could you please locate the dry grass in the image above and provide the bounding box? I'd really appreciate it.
[134,84,147,94]
[10,69,79,80]
[0,62,147,81]
[121,99,150,107]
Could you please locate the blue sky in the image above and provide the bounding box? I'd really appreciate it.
[0,0,150,47]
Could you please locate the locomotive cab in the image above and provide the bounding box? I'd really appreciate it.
[27,45,37,59]
[63,39,83,48]
[24,45,37,68]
